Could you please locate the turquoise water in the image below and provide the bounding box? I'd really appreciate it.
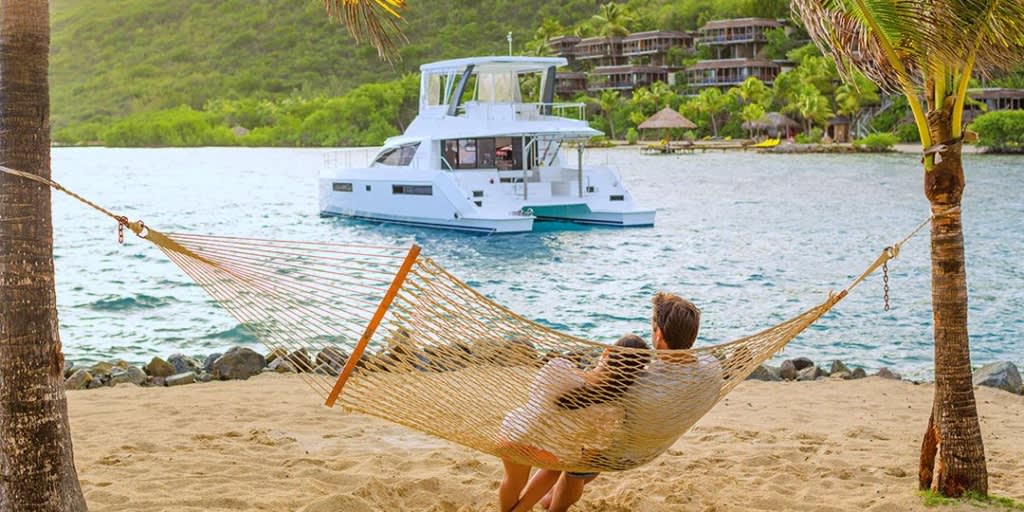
[51,147,1023,379]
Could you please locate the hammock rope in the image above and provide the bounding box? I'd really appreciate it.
[1,165,953,473]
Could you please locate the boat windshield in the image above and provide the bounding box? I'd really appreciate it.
[373,142,420,167]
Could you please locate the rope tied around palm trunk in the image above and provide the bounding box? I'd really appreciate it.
[0,163,953,473]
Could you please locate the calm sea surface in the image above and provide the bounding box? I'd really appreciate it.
[51,147,1023,380]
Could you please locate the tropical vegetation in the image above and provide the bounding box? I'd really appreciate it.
[793,0,1024,499]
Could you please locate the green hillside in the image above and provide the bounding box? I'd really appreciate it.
[49,0,611,130]
[50,0,791,131]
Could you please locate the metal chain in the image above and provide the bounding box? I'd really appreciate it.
[882,261,890,311]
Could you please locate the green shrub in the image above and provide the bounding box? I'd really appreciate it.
[854,132,898,152]
[969,110,1024,152]
[895,123,921,143]
[795,127,823,144]
[625,128,639,145]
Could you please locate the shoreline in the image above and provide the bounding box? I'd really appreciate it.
[69,372,1024,511]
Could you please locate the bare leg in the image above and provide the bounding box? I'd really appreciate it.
[547,474,596,512]
[510,469,562,512]
[499,460,532,512]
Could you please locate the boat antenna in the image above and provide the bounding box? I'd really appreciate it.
[506,32,513,56]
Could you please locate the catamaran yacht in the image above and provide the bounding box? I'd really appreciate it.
[318,56,655,234]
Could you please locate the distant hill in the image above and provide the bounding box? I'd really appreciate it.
[49,0,613,129]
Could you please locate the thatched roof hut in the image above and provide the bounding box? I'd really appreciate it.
[638,107,697,131]
[742,112,800,137]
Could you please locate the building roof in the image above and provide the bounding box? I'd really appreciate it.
[591,65,668,74]
[638,107,697,130]
[968,88,1024,99]
[576,36,622,45]
[547,35,581,44]
[687,59,780,71]
[623,30,690,41]
[699,18,783,31]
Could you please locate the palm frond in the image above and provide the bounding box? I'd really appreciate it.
[792,0,931,93]
[322,0,408,63]
[933,0,1024,75]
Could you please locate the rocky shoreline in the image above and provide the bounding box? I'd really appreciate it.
[63,346,1024,397]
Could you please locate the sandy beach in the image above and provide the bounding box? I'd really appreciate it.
[68,374,1023,511]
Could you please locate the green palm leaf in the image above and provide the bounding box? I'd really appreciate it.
[322,0,408,63]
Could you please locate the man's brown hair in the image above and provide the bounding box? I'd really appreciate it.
[652,292,701,350]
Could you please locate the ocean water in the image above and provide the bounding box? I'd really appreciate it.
[50,147,1024,380]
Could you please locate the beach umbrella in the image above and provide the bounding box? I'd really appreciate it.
[637,107,697,142]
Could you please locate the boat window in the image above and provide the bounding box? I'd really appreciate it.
[477,138,496,168]
[333,182,353,192]
[374,142,420,167]
[458,139,476,169]
[392,184,433,196]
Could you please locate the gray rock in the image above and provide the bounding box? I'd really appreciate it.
[168,354,202,375]
[148,377,167,387]
[779,360,798,381]
[746,365,782,381]
[108,366,147,386]
[286,348,314,373]
[830,371,851,380]
[850,367,867,379]
[317,346,349,371]
[196,372,212,383]
[64,360,75,379]
[86,377,106,389]
[875,368,902,380]
[166,372,196,387]
[204,353,222,373]
[268,358,297,373]
[89,361,115,381]
[65,369,93,390]
[265,348,287,365]
[796,365,819,382]
[790,357,815,371]
[212,347,266,380]
[973,361,1022,395]
[829,360,851,376]
[145,357,177,378]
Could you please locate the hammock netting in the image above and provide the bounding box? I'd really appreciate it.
[0,165,930,474]
[151,231,847,474]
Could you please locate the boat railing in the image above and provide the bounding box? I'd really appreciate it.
[323,148,378,169]
[454,102,587,122]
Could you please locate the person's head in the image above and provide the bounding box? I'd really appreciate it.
[600,334,649,385]
[651,292,700,350]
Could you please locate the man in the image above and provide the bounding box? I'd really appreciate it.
[512,292,722,512]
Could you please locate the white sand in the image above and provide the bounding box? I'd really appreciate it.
[69,374,1024,511]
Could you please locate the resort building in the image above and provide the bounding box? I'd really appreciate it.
[549,30,693,98]
[588,66,670,92]
[554,71,588,97]
[685,18,787,89]
[547,35,581,68]
[696,18,783,59]
[964,88,1024,121]
[621,31,693,67]
[573,36,626,67]
[685,58,781,88]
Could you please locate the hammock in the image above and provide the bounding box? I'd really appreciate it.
[1,166,933,474]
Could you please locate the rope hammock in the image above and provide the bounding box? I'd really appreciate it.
[1,165,940,474]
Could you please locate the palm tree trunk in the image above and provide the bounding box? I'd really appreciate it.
[0,1,88,509]
[917,106,988,497]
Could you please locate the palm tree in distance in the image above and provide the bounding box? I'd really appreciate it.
[793,0,1024,497]
[591,2,633,38]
